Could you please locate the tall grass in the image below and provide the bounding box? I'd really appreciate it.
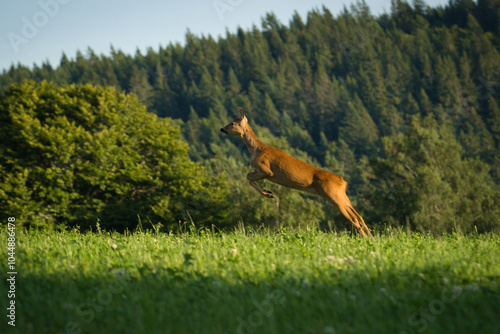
[0,227,498,334]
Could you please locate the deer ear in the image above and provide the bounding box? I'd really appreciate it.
[237,105,245,119]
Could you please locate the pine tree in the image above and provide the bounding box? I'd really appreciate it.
[339,93,379,155]
[0,2,499,231]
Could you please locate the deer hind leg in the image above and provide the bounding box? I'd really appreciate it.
[247,171,275,198]
[337,203,367,238]
[338,193,373,239]
[346,202,374,240]
[327,194,374,240]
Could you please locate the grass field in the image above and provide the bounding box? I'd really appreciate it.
[1,226,499,334]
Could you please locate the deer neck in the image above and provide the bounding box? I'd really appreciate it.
[241,125,263,155]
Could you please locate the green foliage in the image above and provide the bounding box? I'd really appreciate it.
[0,81,230,230]
[1,0,499,233]
[2,228,499,333]
[371,116,500,233]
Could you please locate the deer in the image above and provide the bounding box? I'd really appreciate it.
[220,106,374,239]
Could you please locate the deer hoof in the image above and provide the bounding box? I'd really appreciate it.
[264,190,275,198]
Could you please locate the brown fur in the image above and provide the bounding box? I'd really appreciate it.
[221,106,374,239]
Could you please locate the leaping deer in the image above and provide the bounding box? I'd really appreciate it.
[220,106,374,239]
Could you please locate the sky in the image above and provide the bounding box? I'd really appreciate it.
[0,0,451,72]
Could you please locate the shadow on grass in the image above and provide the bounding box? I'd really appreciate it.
[2,266,498,334]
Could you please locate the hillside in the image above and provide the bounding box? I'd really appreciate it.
[1,0,499,233]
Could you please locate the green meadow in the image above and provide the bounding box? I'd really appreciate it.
[1,227,499,334]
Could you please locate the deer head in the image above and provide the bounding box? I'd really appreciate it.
[220,105,247,137]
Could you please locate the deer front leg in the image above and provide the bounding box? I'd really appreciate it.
[247,171,275,198]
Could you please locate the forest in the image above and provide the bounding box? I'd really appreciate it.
[1,0,499,233]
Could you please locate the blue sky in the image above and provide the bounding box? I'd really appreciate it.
[0,0,450,72]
